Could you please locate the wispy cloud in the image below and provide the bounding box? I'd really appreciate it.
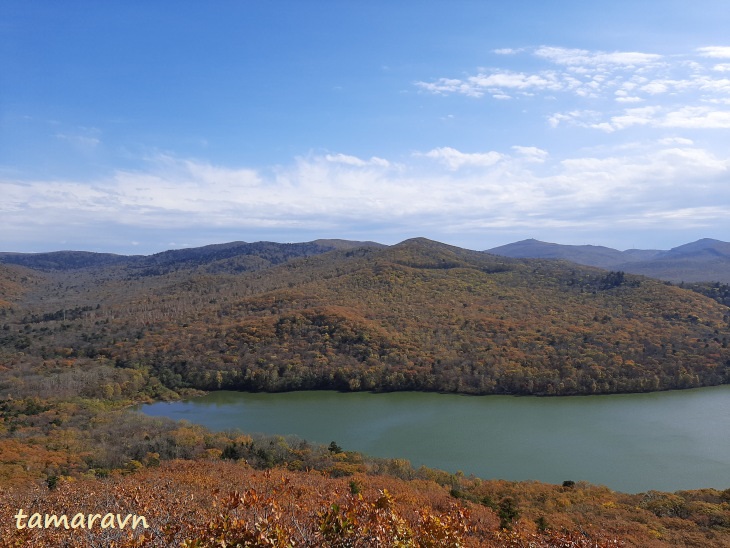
[552,105,730,131]
[415,71,562,98]
[511,146,549,163]
[54,127,102,152]
[697,46,730,58]
[416,45,730,121]
[418,147,503,170]
[534,46,662,67]
[324,153,390,167]
[493,48,523,55]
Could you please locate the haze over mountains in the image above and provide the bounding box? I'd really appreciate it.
[1,236,728,283]
[487,238,730,284]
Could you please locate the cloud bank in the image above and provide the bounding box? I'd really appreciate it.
[2,137,728,250]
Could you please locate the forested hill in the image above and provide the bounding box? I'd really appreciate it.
[2,238,730,547]
[0,239,384,276]
[1,237,729,397]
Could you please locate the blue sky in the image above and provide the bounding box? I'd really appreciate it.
[2,1,730,254]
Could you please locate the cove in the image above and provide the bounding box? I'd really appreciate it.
[137,385,730,493]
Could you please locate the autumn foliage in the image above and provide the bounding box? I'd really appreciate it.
[1,460,729,547]
[1,239,730,546]
[3,239,730,400]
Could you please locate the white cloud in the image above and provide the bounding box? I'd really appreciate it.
[659,137,694,145]
[418,45,730,142]
[615,96,643,103]
[3,141,728,246]
[420,147,504,170]
[181,159,262,189]
[534,46,662,67]
[415,70,562,98]
[601,106,661,131]
[511,146,549,162]
[8,45,730,248]
[697,46,730,58]
[324,153,390,167]
[547,109,602,128]
[415,78,485,98]
[467,71,561,90]
[551,104,730,131]
[614,90,643,103]
[640,81,669,94]
[416,46,670,102]
[660,106,730,128]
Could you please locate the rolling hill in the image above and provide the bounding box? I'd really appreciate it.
[2,237,730,547]
[2,237,729,398]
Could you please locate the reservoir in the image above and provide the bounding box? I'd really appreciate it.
[138,385,730,493]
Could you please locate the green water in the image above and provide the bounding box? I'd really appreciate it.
[138,385,730,493]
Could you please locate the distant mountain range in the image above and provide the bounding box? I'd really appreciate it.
[487,238,730,283]
[0,239,385,277]
[1,237,728,283]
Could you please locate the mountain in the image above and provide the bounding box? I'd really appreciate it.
[0,250,133,271]
[0,239,385,277]
[486,239,658,268]
[667,238,730,256]
[312,238,386,250]
[487,238,730,283]
[2,237,728,398]
[617,238,730,283]
[2,238,729,547]
[125,240,344,277]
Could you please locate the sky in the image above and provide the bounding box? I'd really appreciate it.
[2,1,730,255]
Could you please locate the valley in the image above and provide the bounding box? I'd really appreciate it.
[1,237,729,546]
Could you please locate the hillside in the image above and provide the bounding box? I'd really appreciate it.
[2,237,729,398]
[2,237,730,546]
[487,238,730,283]
[2,458,729,547]
[0,264,44,309]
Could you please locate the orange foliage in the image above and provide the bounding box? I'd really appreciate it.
[1,460,728,547]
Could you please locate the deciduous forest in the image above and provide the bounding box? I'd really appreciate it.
[1,238,729,546]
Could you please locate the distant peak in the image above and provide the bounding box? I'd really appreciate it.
[393,237,457,250]
[669,238,729,253]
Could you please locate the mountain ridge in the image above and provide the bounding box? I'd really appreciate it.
[0,239,384,276]
[487,237,730,282]
[3,236,727,282]
[2,236,728,398]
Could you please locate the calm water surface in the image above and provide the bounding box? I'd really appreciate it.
[138,386,730,493]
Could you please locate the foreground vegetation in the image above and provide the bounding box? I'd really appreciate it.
[1,238,730,545]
